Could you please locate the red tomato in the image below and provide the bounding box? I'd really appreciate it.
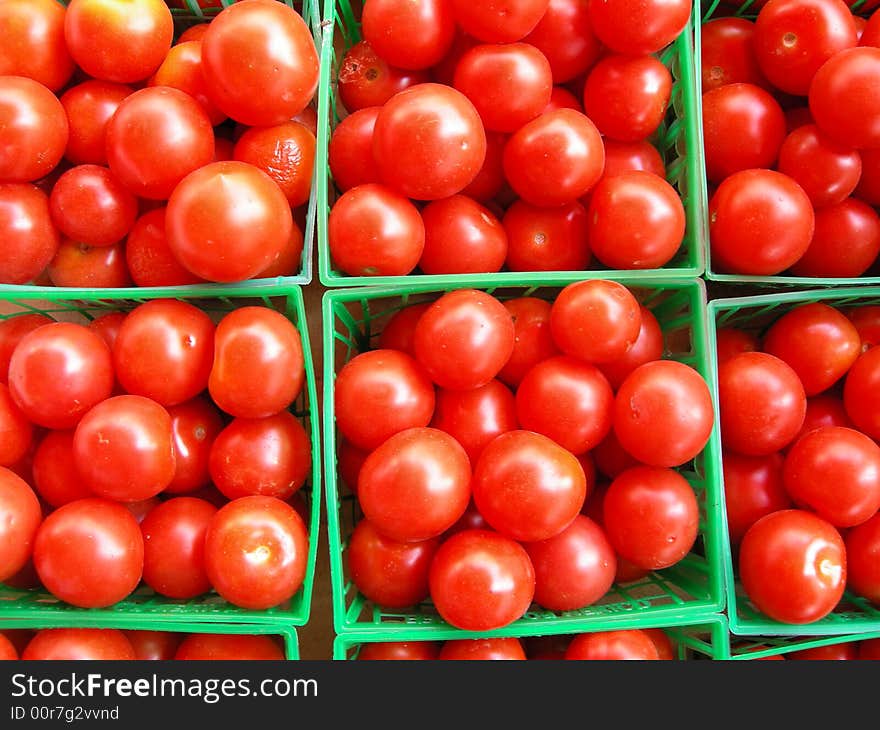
[0,468,41,581]
[234,122,315,208]
[149,41,226,126]
[701,17,768,92]
[9,322,113,430]
[503,109,604,207]
[723,451,791,544]
[777,124,862,208]
[856,148,880,204]
[516,356,613,454]
[739,509,846,624]
[598,306,663,390]
[550,280,642,364]
[337,41,428,112]
[175,634,284,661]
[358,427,471,542]
[32,430,91,508]
[785,105,814,131]
[809,47,880,149]
[48,239,131,288]
[461,130,507,202]
[328,183,425,277]
[428,528,535,631]
[0,184,59,284]
[604,466,698,570]
[432,380,518,464]
[450,0,549,44]
[166,397,224,494]
[414,290,514,390]
[124,631,181,661]
[337,439,368,494]
[0,314,51,383]
[209,306,304,419]
[709,169,814,275]
[600,139,666,180]
[358,642,439,660]
[439,638,526,660]
[378,303,431,358]
[849,305,880,349]
[716,327,759,366]
[257,223,304,279]
[334,349,434,451]
[419,195,507,275]
[0,76,68,183]
[178,23,211,44]
[754,0,857,95]
[73,395,175,502]
[524,0,600,83]
[845,512,880,604]
[362,0,454,69]
[587,171,685,269]
[113,300,214,407]
[328,107,381,192]
[565,630,660,660]
[60,80,132,167]
[526,514,616,611]
[789,642,857,659]
[545,86,584,113]
[64,0,172,83]
[860,639,880,658]
[0,383,31,467]
[106,86,214,201]
[210,413,310,501]
[201,0,318,125]
[204,495,309,610]
[788,394,853,449]
[593,431,641,480]
[843,346,880,439]
[373,84,486,201]
[0,0,74,91]
[590,0,689,54]
[498,297,560,388]
[0,634,18,660]
[702,83,786,183]
[125,208,203,287]
[88,312,126,351]
[643,629,675,660]
[23,629,135,660]
[502,200,590,272]
[34,498,144,607]
[348,519,439,608]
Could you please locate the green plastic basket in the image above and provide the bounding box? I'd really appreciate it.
[0,285,320,628]
[699,0,880,287]
[324,277,725,639]
[315,1,707,287]
[0,619,299,659]
[332,614,729,660]
[727,630,880,660]
[708,287,880,635]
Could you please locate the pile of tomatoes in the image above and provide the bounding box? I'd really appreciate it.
[334,280,714,632]
[717,301,880,624]
[327,0,693,278]
[0,628,288,660]
[0,0,318,287]
[702,0,880,278]
[0,299,312,613]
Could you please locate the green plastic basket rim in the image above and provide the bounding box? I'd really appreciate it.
[708,286,880,635]
[323,278,726,639]
[315,2,707,288]
[0,285,321,629]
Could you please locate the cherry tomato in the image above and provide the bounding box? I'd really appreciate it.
[856,147,880,204]
[716,328,759,366]
[524,635,572,660]
[0,634,17,660]
[0,184,59,284]
[124,631,181,661]
[843,346,880,439]
[329,107,381,192]
[502,200,590,272]
[788,394,853,449]
[643,629,675,660]
[598,306,663,390]
[358,642,439,660]
[362,0,454,70]
[234,122,315,208]
[88,312,126,351]
[48,239,131,288]
[701,17,768,92]
[0,0,73,91]
[149,41,226,125]
[723,451,791,544]
[175,634,284,661]
[600,139,666,180]
[378,303,431,358]
[0,468,41,582]
[565,630,660,660]
[209,306,304,419]
[358,427,471,542]
[526,514,616,611]
[419,195,507,275]
[165,397,224,495]
[125,207,203,287]
[450,0,549,44]
[461,130,507,203]
[204,495,309,610]
[334,349,434,451]
[337,439,368,495]
[439,638,527,660]
[497,297,560,388]
[428,528,535,631]
[60,80,132,167]
[739,509,846,624]
[337,41,428,112]
[32,430,91,508]
[348,519,439,608]
[9,322,113,430]
[845,511,880,604]
[0,384,31,467]
[849,306,880,350]
[34,497,144,607]
[0,314,51,383]
[524,0,600,83]
[590,0,689,54]
[23,629,135,660]
[545,86,584,113]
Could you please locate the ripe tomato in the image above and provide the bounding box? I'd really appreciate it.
[0,634,17,660]
[64,0,172,83]
[702,83,786,183]
[106,87,214,201]
[739,509,846,624]
[60,80,132,167]
[550,280,642,364]
[526,514,616,611]
[544,87,584,113]
[337,41,428,112]
[373,84,486,201]
[419,195,507,275]
[0,314,51,383]
[0,384,31,466]
[432,379,517,463]
[516,356,613,454]
[497,297,560,388]
[175,634,284,661]
[856,148,880,204]
[378,303,431,358]
[849,305,880,349]
[643,629,675,660]
[565,630,660,660]
[600,139,666,180]
[709,169,814,275]
[328,183,425,277]
[328,107,381,192]
[149,41,226,126]
[124,631,181,661]
[210,413,310,501]
[844,346,880,439]
[754,0,857,96]
[723,451,791,544]
[348,519,439,608]
[439,638,527,660]
[588,171,685,269]
[0,468,41,582]
[450,0,549,44]
[88,312,127,348]
[590,0,689,54]
[701,17,768,92]
[32,430,92,508]
[358,427,471,542]
[363,0,454,69]
[461,130,507,202]
[503,109,604,207]
[845,512,880,604]
[790,198,880,277]
[788,394,853,448]
[502,200,590,272]
[9,322,113,429]
[337,439,368,495]
[166,397,224,494]
[358,642,439,660]
[125,208,203,287]
[524,0,600,83]
[598,306,663,390]
[0,76,68,183]
[234,122,315,208]
[0,0,74,91]
[334,349,434,451]
[204,495,309,610]
[23,629,135,660]
[201,0,319,125]
[34,498,144,607]
[167,161,292,282]
[716,327,759,366]
[414,290,514,390]
[593,430,641,480]
[48,239,131,288]
[0,184,59,284]
[428,528,535,631]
